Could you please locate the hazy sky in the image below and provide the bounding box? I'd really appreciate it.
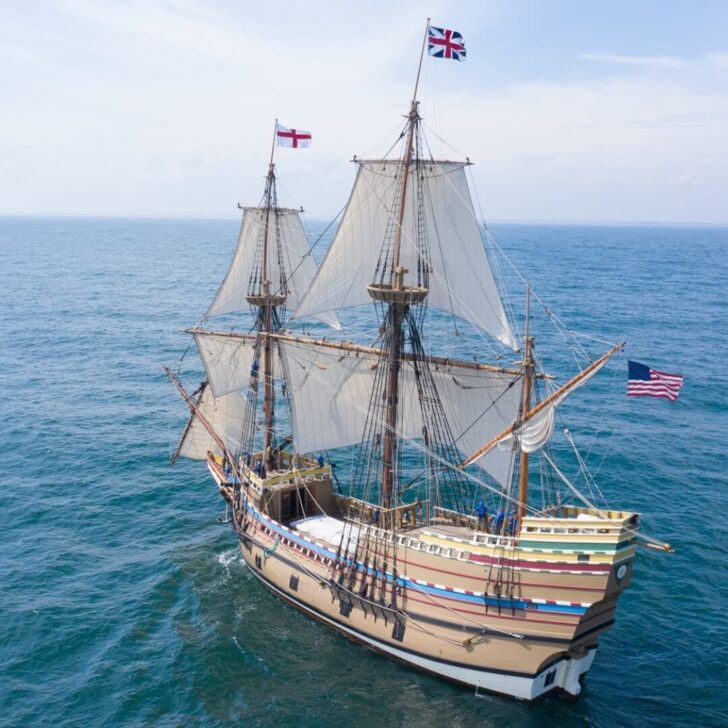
[2,1,727,223]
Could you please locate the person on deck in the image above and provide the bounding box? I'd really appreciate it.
[508,510,518,535]
[475,499,489,532]
[493,507,506,535]
[317,454,325,468]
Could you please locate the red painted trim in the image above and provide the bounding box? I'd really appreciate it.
[404,594,578,627]
[468,552,611,573]
[368,546,608,590]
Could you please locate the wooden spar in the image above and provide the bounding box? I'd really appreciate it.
[377,45,433,513]
[461,341,626,468]
[165,367,248,486]
[164,367,227,454]
[352,158,470,167]
[261,121,279,470]
[185,327,552,379]
[171,380,208,463]
[392,104,418,274]
[391,18,429,274]
[381,303,404,509]
[411,18,430,112]
[517,288,533,521]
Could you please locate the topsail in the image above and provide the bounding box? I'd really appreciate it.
[207,206,340,330]
[293,160,516,350]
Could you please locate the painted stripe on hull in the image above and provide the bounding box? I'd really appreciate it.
[365,550,608,593]
[247,503,600,615]
[468,552,612,573]
[242,526,618,647]
[253,517,588,617]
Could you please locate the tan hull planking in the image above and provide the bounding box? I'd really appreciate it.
[209,453,638,700]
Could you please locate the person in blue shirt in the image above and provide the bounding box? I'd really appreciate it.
[508,510,518,535]
[475,499,489,532]
[317,454,325,468]
[493,507,505,535]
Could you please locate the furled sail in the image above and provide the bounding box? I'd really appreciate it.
[278,338,523,487]
[496,354,611,454]
[206,207,340,330]
[193,330,281,398]
[498,405,557,454]
[293,160,516,350]
[176,386,250,460]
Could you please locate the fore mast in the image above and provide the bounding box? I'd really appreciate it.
[245,123,288,472]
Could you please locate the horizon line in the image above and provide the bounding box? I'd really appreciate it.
[1,212,727,229]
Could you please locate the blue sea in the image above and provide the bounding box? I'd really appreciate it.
[1,217,726,727]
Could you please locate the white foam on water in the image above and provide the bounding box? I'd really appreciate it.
[217,547,243,567]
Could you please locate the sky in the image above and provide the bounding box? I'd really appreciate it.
[1,0,727,223]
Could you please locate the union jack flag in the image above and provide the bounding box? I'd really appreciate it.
[428,26,466,62]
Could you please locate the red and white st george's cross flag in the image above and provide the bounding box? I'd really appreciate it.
[275,123,312,148]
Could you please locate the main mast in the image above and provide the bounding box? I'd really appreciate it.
[367,22,431,515]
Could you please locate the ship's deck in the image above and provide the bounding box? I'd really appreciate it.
[406,524,473,539]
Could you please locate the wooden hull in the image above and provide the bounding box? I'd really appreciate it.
[210,457,638,701]
[245,556,598,700]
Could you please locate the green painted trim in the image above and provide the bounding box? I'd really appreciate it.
[518,539,633,552]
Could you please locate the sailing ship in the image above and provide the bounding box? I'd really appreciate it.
[166,28,671,701]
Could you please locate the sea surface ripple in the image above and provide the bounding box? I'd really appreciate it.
[0,217,726,727]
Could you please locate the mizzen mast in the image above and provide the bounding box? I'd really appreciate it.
[518,287,533,521]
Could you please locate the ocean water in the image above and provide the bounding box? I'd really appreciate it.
[1,216,726,727]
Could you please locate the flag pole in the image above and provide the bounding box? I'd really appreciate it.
[269,117,278,169]
[261,119,278,469]
[411,17,430,105]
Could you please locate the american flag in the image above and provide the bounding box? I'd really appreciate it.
[627,361,684,401]
[427,26,466,62]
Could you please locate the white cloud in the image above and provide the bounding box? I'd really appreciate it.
[0,2,726,223]
[579,53,688,68]
[579,52,728,71]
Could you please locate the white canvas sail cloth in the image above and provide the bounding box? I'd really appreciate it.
[278,339,523,488]
[293,160,516,350]
[206,207,340,330]
[193,331,281,398]
[496,356,611,454]
[498,404,558,454]
[177,386,250,460]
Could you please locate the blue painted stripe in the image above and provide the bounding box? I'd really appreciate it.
[247,504,586,617]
